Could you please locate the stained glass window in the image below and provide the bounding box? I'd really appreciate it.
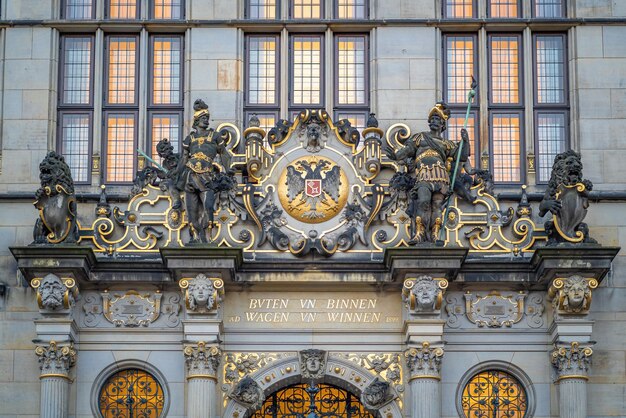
[251,383,373,418]
[461,370,528,418]
[99,369,165,418]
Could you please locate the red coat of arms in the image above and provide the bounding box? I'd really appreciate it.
[305,179,322,197]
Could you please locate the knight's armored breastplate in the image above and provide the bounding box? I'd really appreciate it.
[416,160,450,184]
[187,135,216,174]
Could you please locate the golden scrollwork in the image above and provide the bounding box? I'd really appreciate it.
[548,276,598,315]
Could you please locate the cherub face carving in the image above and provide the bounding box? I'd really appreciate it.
[187,275,216,311]
[411,276,439,311]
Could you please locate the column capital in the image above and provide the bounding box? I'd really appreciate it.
[551,341,593,382]
[35,340,77,380]
[184,341,221,380]
[405,341,444,381]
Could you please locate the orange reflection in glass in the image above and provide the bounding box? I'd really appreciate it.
[152,37,181,105]
[99,369,164,418]
[446,0,473,18]
[109,0,137,19]
[446,36,475,104]
[292,36,322,105]
[492,113,521,182]
[490,0,518,18]
[107,37,136,104]
[293,0,321,18]
[461,370,528,418]
[490,36,520,104]
[106,114,135,182]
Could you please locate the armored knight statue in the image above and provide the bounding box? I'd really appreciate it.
[176,99,233,244]
[386,102,470,243]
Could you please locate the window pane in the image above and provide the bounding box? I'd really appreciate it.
[444,0,474,18]
[107,37,137,105]
[446,112,477,165]
[60,113,91,183]
[106,113,135,182]
[536,35,566,104]
[291,36,322,106]
[62,37,92,105]
[109,0,138,19]
[335,112,366,133]
[491,112,521,182]
[337,0,366,18]
[247,112,278,133]
[534,0,564,17]
[489,0,519,17]
[536,112,566,182]
[490,36,520,105]
[445,36,475,104]
[152,0,182,19]
[152,36,182,105]
[247,36,278,106]
[336,36,367,106]
[151,113,181,160]
[248,0,277,18]
[292,0,321,18]
[462,371,528,418]
[65,0,93,19]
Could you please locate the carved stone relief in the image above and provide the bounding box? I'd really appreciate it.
[404,342,444,379]
[79,290,180,328]
[551,342,593,381]
[402,276,448,314]
[179,274,224,314]
[445,291,545,329]
[361,377,393,410]
[299,349,327,379]
[31,274,79,312]
[184,341,221,380]
[228,376,265,410]
[548,276,597,315]
[35,340,77,378]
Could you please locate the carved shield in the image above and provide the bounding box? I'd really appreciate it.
[555,184,588,242]
[305,179,322,198]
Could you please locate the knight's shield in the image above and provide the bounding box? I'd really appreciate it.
[305,179,322,198]
[555,184,589,241]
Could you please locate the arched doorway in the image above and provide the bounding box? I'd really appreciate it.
[250,382,374,417]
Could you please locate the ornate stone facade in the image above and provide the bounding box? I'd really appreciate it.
[402,276,448,314]
[180,274,224,313]
[31,274,79,312]
[299,349,327,379]
[549,276,598,315]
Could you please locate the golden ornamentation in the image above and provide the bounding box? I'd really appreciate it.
[402,277,448,312]
[102,290,162,327]
[277,156,349,224]
[551,342,593,381]
[35,340,77,379]
[31,275,79,310]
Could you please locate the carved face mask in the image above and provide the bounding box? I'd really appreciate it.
[414,282,437,307]
[567,284,586,307]
[306,356,321,373]
[40,278,64,309]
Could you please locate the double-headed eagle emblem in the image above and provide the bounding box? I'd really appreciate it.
[285,158,342,221]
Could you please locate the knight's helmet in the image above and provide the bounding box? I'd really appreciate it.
[427,101,451,132]
[192,99,210,127]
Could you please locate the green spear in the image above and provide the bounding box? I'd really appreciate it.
[137,148,167,173]
[438,76,478,243]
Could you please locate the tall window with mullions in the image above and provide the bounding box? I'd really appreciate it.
[443,34,479,168]
[335,35,368,134]
[534,34,568,183]
[58,35,94,183]
[244,35,280,133]
[63,0,95,19]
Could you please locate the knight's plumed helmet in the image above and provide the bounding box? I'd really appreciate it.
[193,99,210,123]
[428,101,451,121]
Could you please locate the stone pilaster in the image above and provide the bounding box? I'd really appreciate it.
[35,341,77,418]
[184,341,221,418]
[551,342,593,418]
[405,342,444,418]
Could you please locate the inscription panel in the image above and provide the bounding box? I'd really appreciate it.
[224,292,402,330]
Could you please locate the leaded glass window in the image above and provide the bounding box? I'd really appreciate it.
[491,112,522,182]
[444,0,475,18]
[461,370,528,418]
[534,0,565,17]
[290,35,323,108]
[336,0,367,19]
[291,0,322,18]
[489,0,520,18]
[150,36,183,106]
[247,0,278,19]
[61,36,93,105]
[445,35,476,105]
[108,0,139,19]
[251,383,374,418]
[64,0,94,19]
[151,0,183,19]
[105,112,137,183]
[99,369,165,418]
[489,35,521,105]
[59,112,92,183]
[106,36,138,105]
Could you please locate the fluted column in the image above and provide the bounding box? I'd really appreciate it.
[405,342,444,418]
[184,342,221,418]
[35,341,77,418]
[551,342,592,418]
